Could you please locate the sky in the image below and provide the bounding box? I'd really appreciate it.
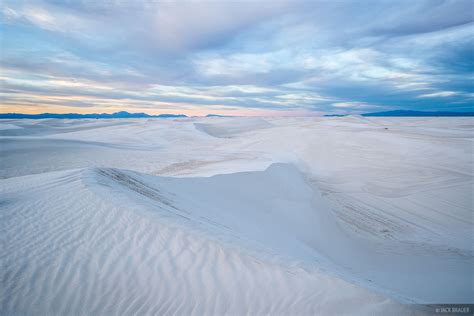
[1,0,473,116]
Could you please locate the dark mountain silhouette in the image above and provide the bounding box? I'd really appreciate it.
[362,110,474,117]
[0,111,187,119]
[205,114,233,117]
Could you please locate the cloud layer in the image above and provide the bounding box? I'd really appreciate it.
[1,0,473,115]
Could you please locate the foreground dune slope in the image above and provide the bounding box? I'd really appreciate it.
[1,165,419,315]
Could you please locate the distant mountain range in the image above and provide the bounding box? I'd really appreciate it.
[205,114,233,117]
[1,110,473,119]
[0,111,187,119]
[361,110,474,117]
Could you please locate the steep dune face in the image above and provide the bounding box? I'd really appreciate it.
[194,117,272,138]
[91,164,341,267]
[0,167,415,315]
[90,164,474,304]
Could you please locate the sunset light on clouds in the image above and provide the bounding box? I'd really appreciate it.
[1,0,473,116]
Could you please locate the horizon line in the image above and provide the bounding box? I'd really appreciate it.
[1,110,474,119]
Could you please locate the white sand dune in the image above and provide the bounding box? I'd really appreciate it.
[1,116,472,314]
[194,117,273,138]
[1,166,418,315]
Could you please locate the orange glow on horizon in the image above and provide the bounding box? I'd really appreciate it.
[0,105,318,117]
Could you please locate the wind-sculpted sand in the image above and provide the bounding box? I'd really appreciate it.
[1,116,472,315]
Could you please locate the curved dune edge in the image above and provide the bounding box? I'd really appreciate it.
[0,166,427,315]
[194,117,273,138]
[86,164,473,304]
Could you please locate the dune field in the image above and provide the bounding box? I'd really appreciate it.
[0,116,472,315]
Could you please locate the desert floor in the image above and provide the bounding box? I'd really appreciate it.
[1,116,472,315]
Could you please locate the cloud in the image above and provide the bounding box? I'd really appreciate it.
[332,101,381,109]
[1,0,473,115]
[418,91,459,98]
